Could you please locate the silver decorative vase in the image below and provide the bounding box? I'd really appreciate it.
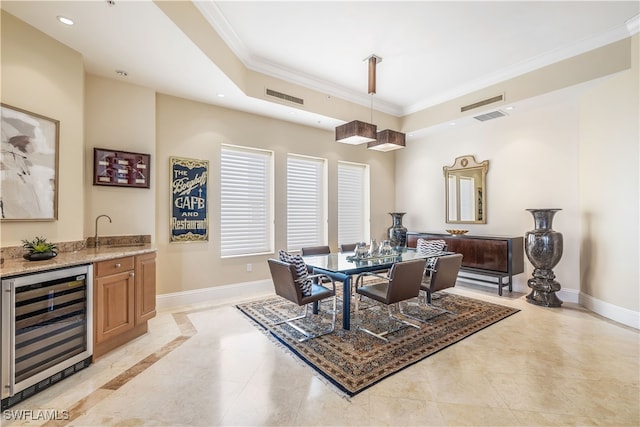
[525,208,563,307]
[387,212,407,248]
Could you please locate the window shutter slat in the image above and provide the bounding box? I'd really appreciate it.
[287,155,326,251]
[338,162,367,245]
[220,146,273,257]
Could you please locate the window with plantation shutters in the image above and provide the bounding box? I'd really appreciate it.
[287,154,327,251]
[220,145,273,257]
[338,161,370,246]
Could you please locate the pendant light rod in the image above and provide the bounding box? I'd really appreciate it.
[365,54,382,94]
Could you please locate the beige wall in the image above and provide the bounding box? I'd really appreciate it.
[579,34,639,312]
[1,11,85,246]
[154,94,395,294]
[396,35,639,316]
[84,75,156,240]
[396,88,582,294]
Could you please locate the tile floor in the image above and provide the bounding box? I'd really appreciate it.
[3,285,639,427]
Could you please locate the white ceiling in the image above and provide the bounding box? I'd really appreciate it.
[2,1,639,132]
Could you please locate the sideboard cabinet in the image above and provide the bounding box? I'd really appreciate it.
[407,232,524,295]
[93,252,156,358]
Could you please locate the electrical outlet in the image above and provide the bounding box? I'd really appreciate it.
[246,263,252,272]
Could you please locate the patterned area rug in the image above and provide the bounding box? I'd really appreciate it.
[236,292,519,397]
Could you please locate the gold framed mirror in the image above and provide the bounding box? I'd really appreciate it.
[444,155,489,224]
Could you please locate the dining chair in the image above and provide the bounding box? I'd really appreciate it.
[353,258,426,342]
[268,258,337,342]
[339,243,357,252]
[301,245,331,256]
[420,253,463,315]
[416,238,447,275]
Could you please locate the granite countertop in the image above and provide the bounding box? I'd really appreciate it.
[0,244,157,278]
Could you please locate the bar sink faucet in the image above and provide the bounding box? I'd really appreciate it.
[94,214,112,248]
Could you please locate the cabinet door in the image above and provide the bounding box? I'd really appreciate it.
[445,238,508,272]
[135,253,156,323]
[95,270,135,343]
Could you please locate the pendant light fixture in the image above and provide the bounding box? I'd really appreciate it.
[335,55,380,144]
[367,129,406,152]
[335,120,377,144]
[335,54,405,151]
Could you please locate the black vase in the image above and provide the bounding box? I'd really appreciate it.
[387,212,407,248]
[525,209,563,307]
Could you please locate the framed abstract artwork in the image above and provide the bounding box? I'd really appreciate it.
[170,156,209,242]
[93,148,151,188]
[0,104,59,221]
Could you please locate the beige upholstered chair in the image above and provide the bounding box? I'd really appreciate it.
[421,253,463,315]
[301,245,331,256]
[268,258,337,342]
[353,258,426,342]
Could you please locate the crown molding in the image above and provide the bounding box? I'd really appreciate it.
[626,14,639,35]
[195,2,638,118]
[404,17,639,115]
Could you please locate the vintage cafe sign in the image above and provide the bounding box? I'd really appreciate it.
[170,156,208,242]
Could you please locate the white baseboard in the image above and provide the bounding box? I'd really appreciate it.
[156,279,273,310]
[557,288,580,304]
[154,278,639,330]
[455,279,637,329]
[579,292,640,329]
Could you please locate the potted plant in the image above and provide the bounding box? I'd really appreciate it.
[22,236,58,261]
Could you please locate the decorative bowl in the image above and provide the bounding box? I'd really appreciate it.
[446,229,469,236]
[23,251,57,261]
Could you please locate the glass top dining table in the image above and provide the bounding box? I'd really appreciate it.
[302,248,450,330]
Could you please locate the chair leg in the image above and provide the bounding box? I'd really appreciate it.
[273,304,309,326]
[358,304,420,343]
[273,300,336,342]
[400,291,457,324]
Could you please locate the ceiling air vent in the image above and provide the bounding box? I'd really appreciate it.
[461,94,504,113]
[473,110,507,122]
[265,88,304,105]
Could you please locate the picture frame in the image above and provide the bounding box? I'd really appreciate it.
[170,156,209,242]
[1,104,60,221]
[93,148,151,188]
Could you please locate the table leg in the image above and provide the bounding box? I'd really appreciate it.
[312,275,319,314]
[342,275,351,330]
[311,267,351,330]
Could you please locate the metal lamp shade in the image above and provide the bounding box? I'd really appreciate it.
[335,120,377,144]
[368,129,406,151]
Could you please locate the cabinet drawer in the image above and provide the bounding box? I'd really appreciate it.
[95,256,135,277]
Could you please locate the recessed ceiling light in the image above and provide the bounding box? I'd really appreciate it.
[505,106,514,110]
[449,122,457,126]
[57,16,74,26]
[289,111,296,115]
[216,93,225,98]
[115,70,128,77]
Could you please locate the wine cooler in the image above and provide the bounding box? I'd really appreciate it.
[1,264,93,409]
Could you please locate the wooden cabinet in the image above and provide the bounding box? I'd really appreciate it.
[93,252,156,359]
[135,252,156,323]
[407,232,524,295]
[95,257,135,344]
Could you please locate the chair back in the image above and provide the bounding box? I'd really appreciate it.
[268,259,302,304]
[416,238,448,254]
[429,254,463,293]
[301,245,331,256]
[386,258,427,304]
[339,243,357,252]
